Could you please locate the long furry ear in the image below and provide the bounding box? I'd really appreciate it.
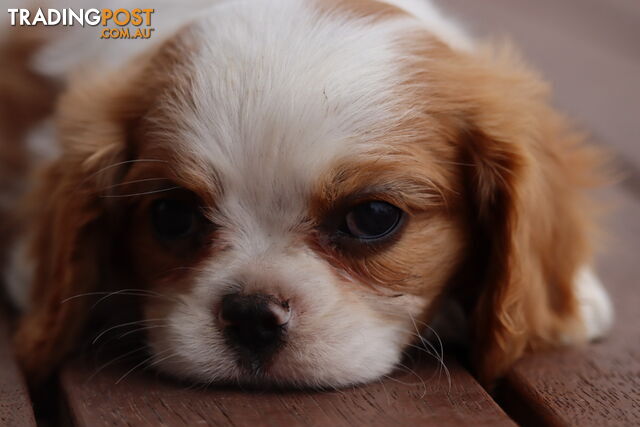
[13,160,115,385]
[453,46,602,386]
[13,64,148,385]
[13,28,194,385]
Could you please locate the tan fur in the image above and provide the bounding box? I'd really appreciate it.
[13,49,151,384]
[309,150,465,301]
[396,35,603,384]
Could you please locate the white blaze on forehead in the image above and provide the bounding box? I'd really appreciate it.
[159,0,427,233]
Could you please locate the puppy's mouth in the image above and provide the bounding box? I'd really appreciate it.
[223,327,287,377]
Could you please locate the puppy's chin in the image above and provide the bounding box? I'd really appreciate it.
[146,342,403,389]
[143,293,425,389]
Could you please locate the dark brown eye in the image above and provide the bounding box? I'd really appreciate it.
[151,198,198,240]
[342,201,403,240]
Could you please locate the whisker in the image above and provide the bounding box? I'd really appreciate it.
[387,361,428,399]
[63,289,175,303]
[91,319,166,345]
[75,159,169,192]
[422,323,445,361]
[86,346,148,383]
[88,288,182,309]
[408,313,451,391]
[100,186,180,198]
[115,357,153,385]
[117,324,169,340]
[377,377,392,406]
[115,348,173,385]
[148,351,179,369]
[101,177,172,190]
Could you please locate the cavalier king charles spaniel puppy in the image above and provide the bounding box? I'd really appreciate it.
[1,0,612,388]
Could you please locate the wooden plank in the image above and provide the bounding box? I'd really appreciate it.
[444,0,640,168]
[60,354,513,426]
[0,311,36,427]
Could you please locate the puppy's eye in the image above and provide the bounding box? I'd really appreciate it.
[343,201,402,240]
[151,199,198,240]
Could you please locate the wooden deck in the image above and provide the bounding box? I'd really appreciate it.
[1,1,639,425]
[58,356,512,426]
[0,313,35,427]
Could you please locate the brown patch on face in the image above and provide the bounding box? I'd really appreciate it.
[126,194,218,294]
[308,149,467,300]
[117,162,223,297]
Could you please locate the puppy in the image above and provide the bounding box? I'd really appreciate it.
[1,0,612,388]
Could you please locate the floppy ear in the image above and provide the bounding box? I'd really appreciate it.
[452,46,602,386]
[12,65,149,385]
[13,158,116,385]
[13,28,197,385]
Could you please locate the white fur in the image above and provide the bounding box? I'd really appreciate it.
[161,1,426,203]
[576,267,613,340]
[148,250,428,387]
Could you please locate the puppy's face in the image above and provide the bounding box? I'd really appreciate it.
[116,2,465,387]
[128,158,463,386]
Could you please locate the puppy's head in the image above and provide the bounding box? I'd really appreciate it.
[16,0,597,387]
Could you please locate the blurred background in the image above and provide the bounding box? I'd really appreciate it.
[446,0,639,171]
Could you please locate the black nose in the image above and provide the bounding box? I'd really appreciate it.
[220,293,290,357]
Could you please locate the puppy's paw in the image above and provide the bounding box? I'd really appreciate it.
[576,267,613,340]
